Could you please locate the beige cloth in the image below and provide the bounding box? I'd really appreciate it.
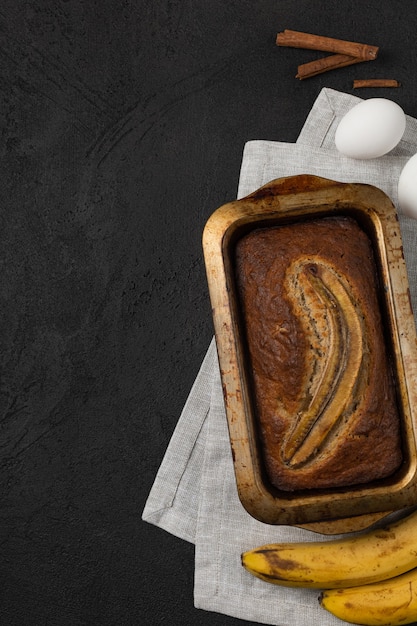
[142,88,417,625]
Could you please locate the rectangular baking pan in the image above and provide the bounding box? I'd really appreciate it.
[203,174,417,533]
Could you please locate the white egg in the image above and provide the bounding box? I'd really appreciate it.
[398,153,417,219]
[335,98,406,159]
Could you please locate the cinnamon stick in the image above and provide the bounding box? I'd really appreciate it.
[353,79,401,88]
[276,29,379,61]
[297,54,363,80]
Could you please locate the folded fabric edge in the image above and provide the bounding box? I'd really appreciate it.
[141,338,218,541]
[296,87,339,148]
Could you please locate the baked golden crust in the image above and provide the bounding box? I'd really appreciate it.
[235,216,402,492]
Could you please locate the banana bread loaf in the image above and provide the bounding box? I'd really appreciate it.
[234,216,402,492]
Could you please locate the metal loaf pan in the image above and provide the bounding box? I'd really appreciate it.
[202,174,417,534]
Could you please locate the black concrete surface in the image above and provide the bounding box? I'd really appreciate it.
[2,1,417,625]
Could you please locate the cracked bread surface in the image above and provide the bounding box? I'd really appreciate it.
[235,216,402,492]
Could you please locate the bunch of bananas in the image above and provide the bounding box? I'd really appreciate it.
[241,507,417,625]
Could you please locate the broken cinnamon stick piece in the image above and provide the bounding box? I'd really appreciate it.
[297,54,363,80]
[277,29,379,60]
[353,79,401,88]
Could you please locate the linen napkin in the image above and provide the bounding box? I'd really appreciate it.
[142,87,417,625]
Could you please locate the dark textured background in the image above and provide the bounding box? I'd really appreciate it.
[1,1,417,625]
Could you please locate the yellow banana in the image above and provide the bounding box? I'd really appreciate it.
[241,508,417,589]
[320,568,417,626]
